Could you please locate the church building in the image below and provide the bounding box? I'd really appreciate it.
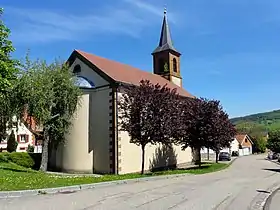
[50,10,195,174]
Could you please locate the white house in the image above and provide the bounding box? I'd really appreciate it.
[201,134,253,157]
[0,121,36,153]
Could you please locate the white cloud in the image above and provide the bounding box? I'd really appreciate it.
[5,1,175,44]
[122,0,177,23]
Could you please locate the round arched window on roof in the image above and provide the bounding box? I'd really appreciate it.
[73,76,95,89]
[73,64,81,75]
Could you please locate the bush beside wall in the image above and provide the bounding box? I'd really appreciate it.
[28,153,42,170]
[0,152,42,169]
[7,152,34,168]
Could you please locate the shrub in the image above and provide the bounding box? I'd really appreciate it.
[7,130,18,153]
[28,153,42,170]
[7,152,34,168]
[27,145,34,153]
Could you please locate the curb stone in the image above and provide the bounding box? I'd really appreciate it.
[263,186,280,210]
[0,173,191,199]
[0,161,235,199]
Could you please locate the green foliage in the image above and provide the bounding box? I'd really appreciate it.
[13,55,82,171]
[27,145,34,153]
[7,152,34,168]
[7,130,18,153]
[231,109,280,131]
[0,153,8,163]
[0,8,19,92]
[0,8,20,142]
[254,137,267,153]
[267,130,280,153]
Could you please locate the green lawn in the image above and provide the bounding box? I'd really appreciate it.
[0,162,229,191]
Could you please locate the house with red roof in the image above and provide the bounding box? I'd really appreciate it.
[234,134,253,156]
[50,10,195,174]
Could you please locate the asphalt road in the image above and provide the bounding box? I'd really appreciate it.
[1,154,280,210]
[265,188,280,210]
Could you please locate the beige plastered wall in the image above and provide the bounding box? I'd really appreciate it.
[116,92,192,174]
[52,57,112,173]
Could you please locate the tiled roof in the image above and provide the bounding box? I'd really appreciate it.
[235,134,247,144]
[74,50,194,98]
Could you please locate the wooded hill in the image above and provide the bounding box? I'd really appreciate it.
[231,109,280,131]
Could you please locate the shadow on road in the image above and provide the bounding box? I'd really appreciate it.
[256,189,271,194]
[263,168,280,173]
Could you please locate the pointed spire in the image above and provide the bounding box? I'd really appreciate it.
[152,8,180,55]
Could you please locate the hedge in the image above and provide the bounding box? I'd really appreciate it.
[7,152,35,168]
[0,152,42,169]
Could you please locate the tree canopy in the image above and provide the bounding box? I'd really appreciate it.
[0,8,20,142]
[267,130,280,153]
[118,80,181,174]
[176,98,235,166]
[13,57,81,171]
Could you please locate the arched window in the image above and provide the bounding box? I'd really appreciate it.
[73,64,81,75]
[173,58,177,72]
[74,76,95,88]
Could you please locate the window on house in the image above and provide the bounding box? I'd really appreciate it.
[245,138,248,143]
[73,64,81,75]
[173,58,177,72]
[20,135,26,143]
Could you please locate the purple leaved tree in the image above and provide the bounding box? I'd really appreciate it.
[118,80,181,174]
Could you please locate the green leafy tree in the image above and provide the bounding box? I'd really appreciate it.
[0,8,20,142]
[14,57,81,171]
[7,130,18,152]
[267,130,280,153]
[253,137,267,153]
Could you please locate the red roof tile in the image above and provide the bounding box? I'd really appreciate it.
[235,134,246,144]
[75,50,194,98]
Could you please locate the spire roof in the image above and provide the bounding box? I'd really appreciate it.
[152,8,180,55]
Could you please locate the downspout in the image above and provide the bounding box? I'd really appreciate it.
[112,83,119,175]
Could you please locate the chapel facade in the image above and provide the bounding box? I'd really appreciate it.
[49,10,194,174]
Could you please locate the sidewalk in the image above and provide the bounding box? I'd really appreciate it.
[265,188,280,210]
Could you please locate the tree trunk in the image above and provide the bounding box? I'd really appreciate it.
[39,130,49,172]
[141,145,145,175]
[198,149,202,168]
[207,148,210,160]
[216,151,219,163]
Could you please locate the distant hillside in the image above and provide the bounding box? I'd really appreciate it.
[231,109,280,130]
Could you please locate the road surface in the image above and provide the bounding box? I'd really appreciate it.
[1,154,280,210]
[265,188,280,210]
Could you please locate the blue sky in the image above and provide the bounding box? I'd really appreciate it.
[2,0,280,118]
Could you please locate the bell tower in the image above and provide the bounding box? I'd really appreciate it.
[152,8,182,87]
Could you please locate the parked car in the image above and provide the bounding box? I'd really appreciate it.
[267,152,279,160]
[273,153,280,160]
[219,152,231,161]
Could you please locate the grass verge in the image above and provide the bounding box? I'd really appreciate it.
[0,161,229,191]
